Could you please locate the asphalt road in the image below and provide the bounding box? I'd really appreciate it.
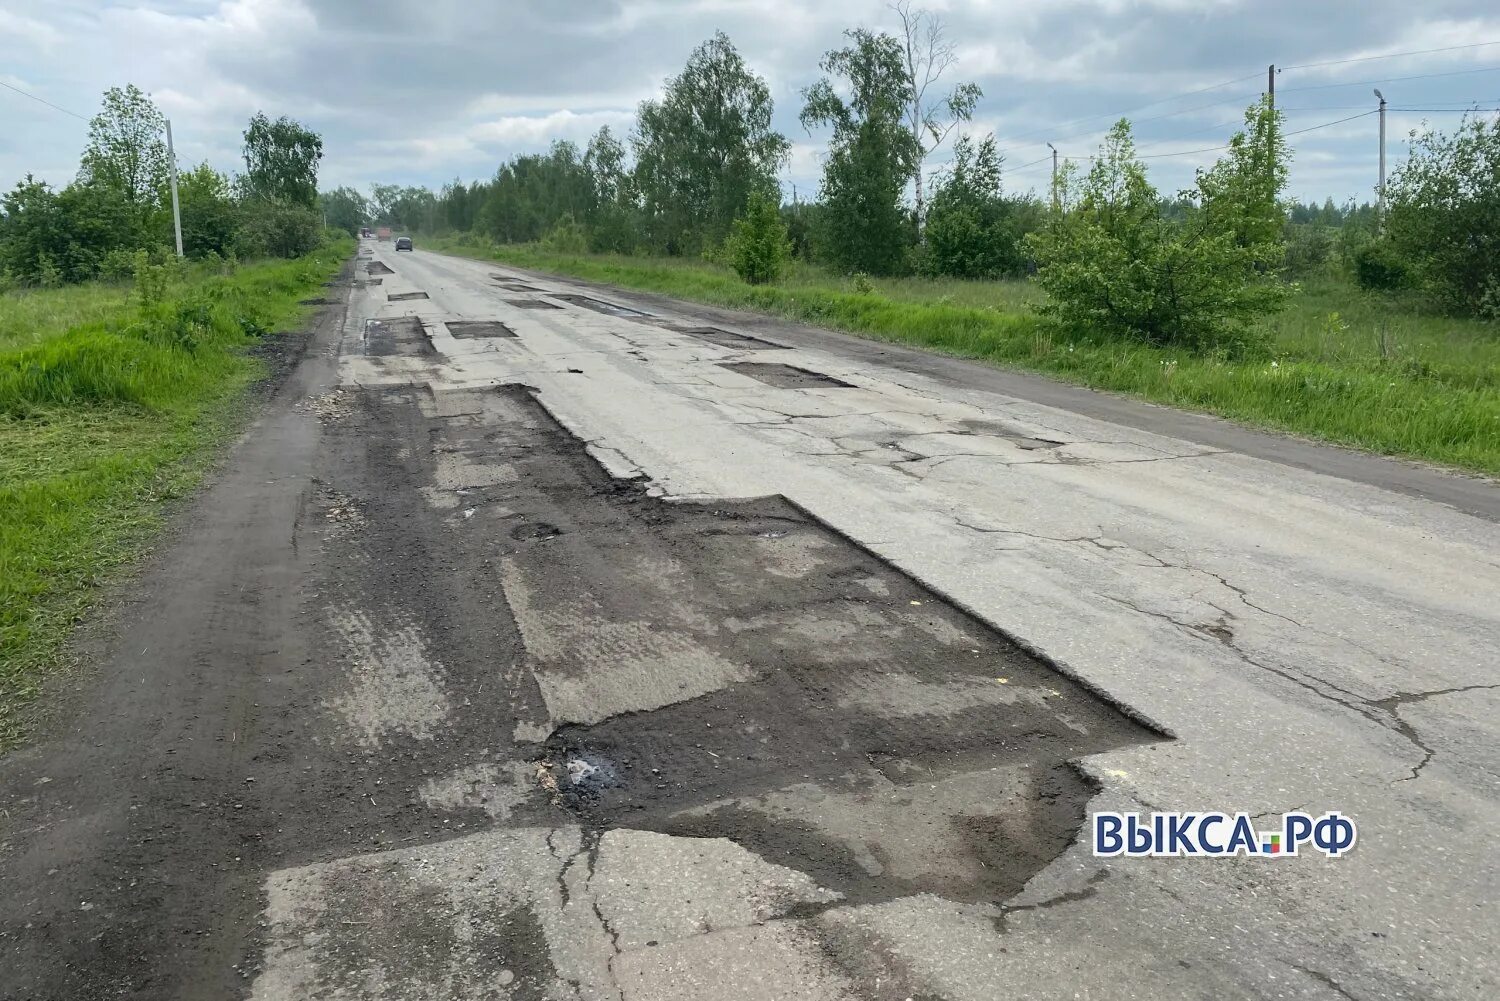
[2,241,1497,1000]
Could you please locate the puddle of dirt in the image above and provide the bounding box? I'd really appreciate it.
[362,317,435,356]
[446,320,517,340]
[719,362,853,389]
[397,385,1161,910]
[504,299,562,310]
[552,293,651,318]
[679,327,787,350]
[388,291,429,302]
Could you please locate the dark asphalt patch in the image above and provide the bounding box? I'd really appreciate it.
[505,299,562,310]
[678,326,787,350]
[365,261,394,275]
[959,418,1064,450]
[405,386,1162,909]
[552,293,651,318]
[362,316,435,356]
[719,362,853,389]
[388,291,430,302]
[495,281,542,292]
[446,320,518,339]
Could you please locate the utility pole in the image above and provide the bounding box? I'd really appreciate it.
[1047,142,1059,212]
[165,119,183,258]
[1267,64,1275,111]
[1374,89,1387,228]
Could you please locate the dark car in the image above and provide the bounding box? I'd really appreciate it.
[394,236,413,251]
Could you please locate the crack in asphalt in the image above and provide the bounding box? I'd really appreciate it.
[1291,963,1362,1001]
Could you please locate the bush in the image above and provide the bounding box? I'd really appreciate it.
[922,137,1037,279]
[1283,224,1335,276]
[1353,241,1411,291]
[1384,114,1500,314]
[723,192,791,285]
[540,214,589,254]
[235,199,322,259]
[1028,106,1292,352]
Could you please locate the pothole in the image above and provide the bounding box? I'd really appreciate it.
[446,320,517,339]
[504,299,562,310]
[361,317,435,356]
[680,327,787,350]
[552,293,651,318]
[411,389,1161,910]
[719,362,853,389]
[388,291,429,302]
[365,261,394,275]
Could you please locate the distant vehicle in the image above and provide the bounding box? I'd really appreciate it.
[360,227,373,238]
[377,227,391,241]
[395,236,413,252]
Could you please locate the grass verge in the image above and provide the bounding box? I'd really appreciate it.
[432,237,1500,477]
[0,241,351,747]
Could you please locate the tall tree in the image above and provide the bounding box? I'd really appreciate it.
[320,186,369,237]
[890,1,980,230]
[78,84,169,219]
[631,32,790,253]
[802,29,921,275]
[241,112,323,207]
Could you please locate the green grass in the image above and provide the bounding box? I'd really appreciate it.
[0,241,351,746]
[432,237,1500,476]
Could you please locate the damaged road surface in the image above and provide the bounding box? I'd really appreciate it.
[2,243,1498,1001]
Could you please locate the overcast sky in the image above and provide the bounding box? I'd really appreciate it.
[4,0,1499,207]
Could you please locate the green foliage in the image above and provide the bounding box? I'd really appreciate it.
[77,84,168,222]
[1353,241,1411,291]
[540,214,590,254]
[320,186,369,236]
[922,135,1038,278]
[240,112,323,208]
[724,192,792,285]
[172,163,239,259]
[1383,113,1500,315]
[632,32,790,253]
[1028,102,1294,351]
[1283,224,1336,276]
[801,29,921,275]
[235,200,323,259]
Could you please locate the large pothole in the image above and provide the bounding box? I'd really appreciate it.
[408,386,1165,909]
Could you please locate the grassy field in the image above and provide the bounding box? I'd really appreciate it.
[433,237,1500,476]
[0,241,351,746]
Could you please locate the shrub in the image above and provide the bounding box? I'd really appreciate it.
[1028,104,1292,352]
[1353,241,1411,291]
[723,192,791,285]
[1384,113,1500,314]
[922,137,1037,279]
[540,214,589,254]
[1283,224,1336,276]
[235,199,322,259]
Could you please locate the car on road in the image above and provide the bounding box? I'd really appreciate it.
[395,236,413,251]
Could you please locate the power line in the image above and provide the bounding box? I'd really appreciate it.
[1279,64,1500,93]
[0,79,88,121]
[996,71,1263,151]
[1281,39,1500,72]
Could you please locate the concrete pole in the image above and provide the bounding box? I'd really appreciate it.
[165,119,183,257]
[1374,89,1387,228]
[1047,142,1059,212]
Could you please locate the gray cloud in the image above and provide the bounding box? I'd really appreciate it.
[3,0,1498,203]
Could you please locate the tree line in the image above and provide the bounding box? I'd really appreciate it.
[0,84,327,288]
